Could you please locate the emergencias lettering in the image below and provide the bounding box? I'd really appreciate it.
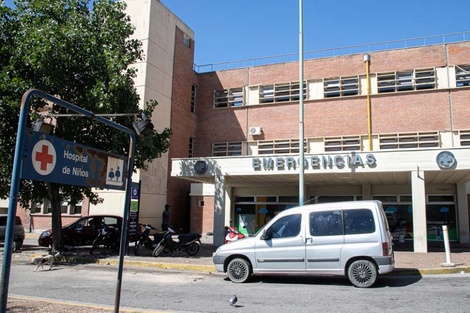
[252,153,377,171]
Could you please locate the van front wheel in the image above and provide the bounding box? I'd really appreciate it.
[227,258,251,283]
[347,259,377,288]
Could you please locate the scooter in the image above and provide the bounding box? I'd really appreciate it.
[134,223,165,256]
[152,226,201,257]
[89,223,120,254]
[224,226,245,243]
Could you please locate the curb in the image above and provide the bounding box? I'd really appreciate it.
[97,258,217,273]
[28,253,470,277]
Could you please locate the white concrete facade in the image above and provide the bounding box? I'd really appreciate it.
[91,0,194,226]
[173,148,470,248]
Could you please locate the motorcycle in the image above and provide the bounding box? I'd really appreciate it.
[224,226,245,243]
[134,223,165,256]
[152,226,201,257]
[89,223,120,254]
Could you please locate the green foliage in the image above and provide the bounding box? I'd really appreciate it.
[0,0,171,249]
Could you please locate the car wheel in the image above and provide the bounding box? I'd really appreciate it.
[185,242,200,256]
[227,258,252,283]
[152,241,165,257]
[347,259,377,288]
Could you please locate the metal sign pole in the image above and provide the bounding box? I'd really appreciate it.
[0,89,135,313]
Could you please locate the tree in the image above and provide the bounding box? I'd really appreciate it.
[0,0,171,251]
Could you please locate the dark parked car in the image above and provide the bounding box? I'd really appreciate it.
[38,215,122,247]
[0,214,25,251]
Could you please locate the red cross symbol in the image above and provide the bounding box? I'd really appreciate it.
[35,145,54,171]
[32,140,56,175]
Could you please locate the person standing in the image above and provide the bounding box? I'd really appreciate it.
[161,204,170,231]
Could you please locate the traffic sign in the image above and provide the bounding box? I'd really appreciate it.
[21,130,127,190]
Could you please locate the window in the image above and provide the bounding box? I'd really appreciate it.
[45,201,52,214]
[344,209,375,235]
[191,85,197,113]
[324,136,361,152]
[258,139,306,155]
[377,68,435,93]
[379,132,439,149]
[31,202,42,214]
[214,87,244,108]
[189,137,194,158]
[61,202,68,214]
[267,214,301,238]
[182,33,191,47]
[324,76,359,97]
[310,210,343,236]
[456,65,470,87]
[459,130,470,146]
[259,81,306,103]
[71,202,82,215]
[212,142,242,156]
[31,199,83,214]
[415,68,435,89]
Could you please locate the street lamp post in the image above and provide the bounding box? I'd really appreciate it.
[299,0,305,205]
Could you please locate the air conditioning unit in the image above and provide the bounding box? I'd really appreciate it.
[249,126,262,136]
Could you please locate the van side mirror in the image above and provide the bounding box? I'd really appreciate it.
[261,229,272,240]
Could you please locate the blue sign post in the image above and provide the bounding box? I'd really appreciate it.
[0,89,136,313]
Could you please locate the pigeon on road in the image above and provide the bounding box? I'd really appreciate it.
[228,294,238,307]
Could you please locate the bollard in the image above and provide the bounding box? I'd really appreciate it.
[441,225,455,267]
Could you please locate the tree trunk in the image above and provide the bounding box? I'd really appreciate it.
[47,182,63,252]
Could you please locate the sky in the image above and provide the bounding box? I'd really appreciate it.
[159,0,470,67]
[4,0,470,68]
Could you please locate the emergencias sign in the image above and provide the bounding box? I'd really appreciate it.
[252,153,377,171]
[21,130,127,190]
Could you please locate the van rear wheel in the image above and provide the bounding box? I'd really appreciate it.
[347,259,377,288]
[227,258,251,283]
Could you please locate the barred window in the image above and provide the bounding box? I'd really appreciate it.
[324,76,359,97]
[324,136,361,152]
[258,139,306,155]
[379,132,439,149]
[459,130,470,146]
[259,81,306,103]
[191,85,197,113]
[456,65,470,87]
[377,68,435,93]
[214,87,244,108]
[212,142,242,156]
[189,137,194,157]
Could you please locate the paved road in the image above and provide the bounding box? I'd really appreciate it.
[8,262,470,313]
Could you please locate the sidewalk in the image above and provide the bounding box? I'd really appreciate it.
[17,233,470,276]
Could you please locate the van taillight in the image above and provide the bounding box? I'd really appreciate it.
[382,242,390,256]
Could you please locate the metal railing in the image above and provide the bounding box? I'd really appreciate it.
[194,31,470,73]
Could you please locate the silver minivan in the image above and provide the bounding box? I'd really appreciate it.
[213,200,394,287]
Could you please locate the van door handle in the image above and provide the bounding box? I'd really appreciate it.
[305,237,313,244]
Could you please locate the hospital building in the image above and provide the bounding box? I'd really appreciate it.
[9,0,470,253]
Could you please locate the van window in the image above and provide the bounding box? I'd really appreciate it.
[268,214,301,238]
[310,210,343,236]
[344,209,375,234]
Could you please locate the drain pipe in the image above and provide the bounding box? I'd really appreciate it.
[364,54,372,151]
[445,45,455,146]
